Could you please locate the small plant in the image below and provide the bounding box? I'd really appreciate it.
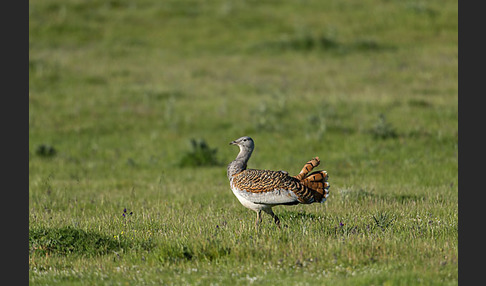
[372,211,396,231]
[122,207,133,218]
[121,207,134,227]
[35,144,56,157]
[178,139,221,167]
[371,114,398,139]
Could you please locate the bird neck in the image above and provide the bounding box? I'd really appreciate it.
[227,147,253,179]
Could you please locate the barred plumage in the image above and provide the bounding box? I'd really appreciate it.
[227,136,330,227]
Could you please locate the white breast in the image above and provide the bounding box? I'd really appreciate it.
[230,183,264,211]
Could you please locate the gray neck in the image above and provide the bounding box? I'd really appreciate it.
[227,147,253,179]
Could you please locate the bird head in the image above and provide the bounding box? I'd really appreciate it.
[229,136,254,152]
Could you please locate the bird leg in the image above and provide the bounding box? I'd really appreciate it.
[255,210,263,227]
[264,208,281,229]
[273,214,281,228]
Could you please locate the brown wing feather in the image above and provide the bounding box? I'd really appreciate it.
[232,169,299,193]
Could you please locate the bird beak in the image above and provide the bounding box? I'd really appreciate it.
[229,140,237,145]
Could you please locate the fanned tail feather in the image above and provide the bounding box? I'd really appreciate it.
[294,157,330,203]
[294,157,320,181]
[302,170,330,202]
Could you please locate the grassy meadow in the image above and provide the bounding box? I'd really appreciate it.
[29,0,458,285]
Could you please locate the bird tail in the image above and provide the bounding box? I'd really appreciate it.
[294,157,321,181]
[294,157,330,203]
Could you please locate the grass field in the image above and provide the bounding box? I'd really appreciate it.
[29,0,458,285]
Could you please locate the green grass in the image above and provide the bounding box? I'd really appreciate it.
[29,0,457,284]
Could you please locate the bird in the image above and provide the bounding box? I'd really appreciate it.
[227,136,330,227]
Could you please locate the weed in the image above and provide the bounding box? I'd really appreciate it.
[372,211,396,232]
[122,208,133,218]
[178,139,221,167]
[35,144,56,157]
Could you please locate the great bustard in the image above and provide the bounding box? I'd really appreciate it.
[227,136,330,227]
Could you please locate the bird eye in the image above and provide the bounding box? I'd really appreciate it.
[243,139,247,141]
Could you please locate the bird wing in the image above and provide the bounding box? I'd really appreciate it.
[231,169,313,205]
